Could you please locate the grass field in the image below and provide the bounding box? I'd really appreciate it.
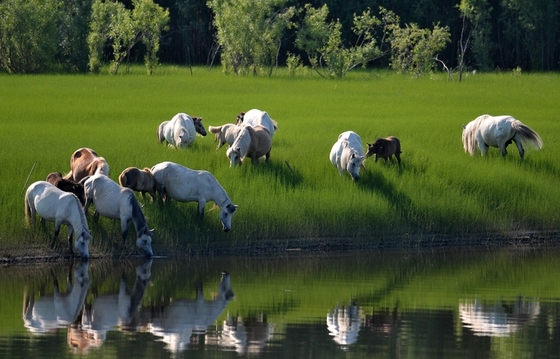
[1,67,559,257]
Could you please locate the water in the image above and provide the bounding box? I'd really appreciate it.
[1,247,560,358]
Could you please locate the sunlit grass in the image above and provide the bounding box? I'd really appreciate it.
[1,67,559,256]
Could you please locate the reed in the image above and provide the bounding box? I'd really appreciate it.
[1,68,559,255]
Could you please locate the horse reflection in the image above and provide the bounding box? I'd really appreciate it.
[220,312,273,354]
[81,260,152,341]
[148,271,234,353]
[364,306,400,335]
[22,261,90,334]
[459,298,540,337]
[326,302,363,348]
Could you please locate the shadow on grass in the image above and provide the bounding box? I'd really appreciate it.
[238,158,305,189]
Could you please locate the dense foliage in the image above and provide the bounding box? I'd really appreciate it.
[0,0,558,73]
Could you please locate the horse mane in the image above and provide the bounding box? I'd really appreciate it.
[127,190,149,234]
[462,115,488,155]
[70,192,89,235]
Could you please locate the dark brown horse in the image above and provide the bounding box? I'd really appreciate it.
[64,148,109,182]
[46,172,86,205]
[118,167,156,201]
[365,136,402,164]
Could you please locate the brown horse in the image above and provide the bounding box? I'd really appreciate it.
[365,136,402,164]
[118,167,156,201]
[46,172,86,205]
[64,148,109,182]
[226,125,272,166]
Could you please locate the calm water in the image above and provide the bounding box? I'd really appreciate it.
[1,247,560,359]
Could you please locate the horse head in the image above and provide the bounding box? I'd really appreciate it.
[226,147,243,167]
[136,228,153,258]
[75,229,91,260]
[192,116,207,136]
[347,151,364,181]
[235,112,246,125]
[219,203,238,232]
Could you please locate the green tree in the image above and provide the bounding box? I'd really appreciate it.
[382,7,450,77]
[0,0,60,73]
[57,0,93,72]
[207,0,296,75]
[295,4,384,78]
[457,0,493,71]
[87,0,169,74]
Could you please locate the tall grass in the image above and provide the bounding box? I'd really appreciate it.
[1,67,559,255]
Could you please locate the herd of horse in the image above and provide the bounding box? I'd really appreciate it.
[23,108,544,259]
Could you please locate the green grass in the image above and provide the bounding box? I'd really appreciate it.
[1,67,559,256]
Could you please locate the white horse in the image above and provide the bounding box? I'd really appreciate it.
[236,109,278,138]
[150,161,238,232]
[329,131,365,181]
[25,181,91,259]
[226,125,272,167]
[462,114,544,160]
[158,113,207,148]
[208,123,244,150]
[82,174,153,257]
[147,271,234,353]
[23,262,90,334]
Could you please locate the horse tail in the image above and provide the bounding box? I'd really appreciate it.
[208,125,222,134]
[462,123,477,156]
[94,158,109,176]
[512,120,544,150]
[24,192,32,224]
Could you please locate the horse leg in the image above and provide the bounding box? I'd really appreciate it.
[67,226,75,254]
[121,218,129,244]
[513,134,525,160]
[396,153,401,165]
[478,140,489,156]
[197,201,205,219]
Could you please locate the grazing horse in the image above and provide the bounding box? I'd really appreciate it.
[82,174,153,258]
[462,114,544,160]
[226,125,272,167]
[208,123,244,150]
[235,109,278,138]
[64,148,109,182]
[25,181,90,259]
[118,167,156,201]
[147,271,234,353]
[158,113,207,148]
[329,131,365,181]
[151,161,238,232]
[365,136,402,164]
[46,172,86,205]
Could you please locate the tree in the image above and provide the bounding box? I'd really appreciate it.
[87,0,169,74]
[295,4,384,78]
[57,0,93,72]
[0,0,60,73]
[207,0,296,75]
[457,0,493,72]
[382,7,450,77]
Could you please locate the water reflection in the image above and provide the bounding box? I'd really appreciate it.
[23,261,90,335]
[459,298,541,337]
[221,312,273,354]
[326,302,362,348]
[147,271,234,353]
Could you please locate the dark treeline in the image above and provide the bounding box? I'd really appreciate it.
[1,0,559,73]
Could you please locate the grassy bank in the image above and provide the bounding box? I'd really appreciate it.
[1,67,559,257]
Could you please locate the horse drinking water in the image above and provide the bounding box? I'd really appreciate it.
[82,174,153,257]
[24,181,91,259]
[329,131,365,181]
[462,114,543,160]
[151,161,238,232]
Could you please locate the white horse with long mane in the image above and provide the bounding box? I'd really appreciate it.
[226,125,272,167]
[151,161,238,232]
[462,114,543,160]
[25,181,91,259]
[329,131,365,181]
[236,109,278,138]
[158,113,207,148]
[82,174,153,257]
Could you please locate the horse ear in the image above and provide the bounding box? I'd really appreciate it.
[462,124,466,129]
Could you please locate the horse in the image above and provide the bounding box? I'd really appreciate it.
[462,114,544,160]
[158,113,207,148]
[46,171,86,205]
[82,174,153,258]
[235,109,278,138]
[25,181,91,260]
[147,271,234,353]
[64,148,109,182]
[329,131,365,181]
[208,123,244,150]
[365,136,402,164]
[118,167,156,202]
[150,161,238,232]
[226,125,272,167]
